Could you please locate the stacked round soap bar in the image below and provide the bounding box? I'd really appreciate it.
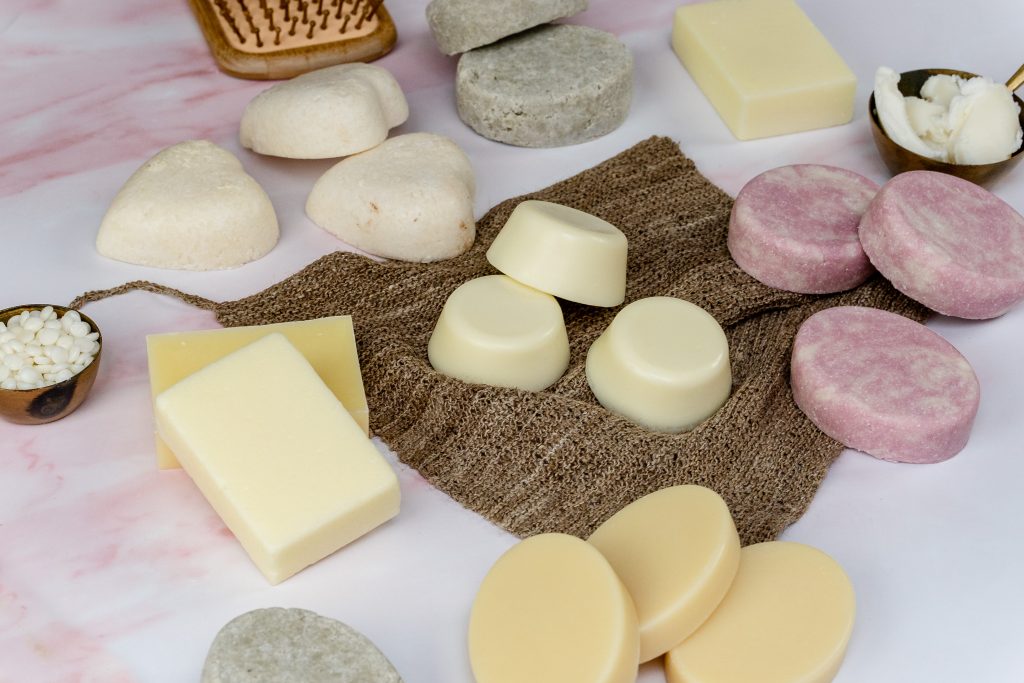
[428,200,626,392]
[469,485,856,683]
[0,307,99,390]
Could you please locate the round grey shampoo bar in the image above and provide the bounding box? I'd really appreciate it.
[426,0,588,55]
[202,608,403,683]
[455,24,633,148]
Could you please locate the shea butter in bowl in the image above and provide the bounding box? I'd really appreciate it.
[869,67,1024,186]
[0,305,102,425]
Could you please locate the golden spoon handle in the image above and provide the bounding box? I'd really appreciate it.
[1007,63,1024,91]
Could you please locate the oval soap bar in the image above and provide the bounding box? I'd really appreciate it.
[665,542,856,683]
[428,275,569,391]
[791,306,979,464]
[469,533,640,683]
[486,199,628,307]
[858,170,1024,319]
[586,297,731,432]
[587,485,740,662]
[728,164,878,294]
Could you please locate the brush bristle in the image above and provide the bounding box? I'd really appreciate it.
[210,0,386,52]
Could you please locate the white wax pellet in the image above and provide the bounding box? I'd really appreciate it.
[37,328,60,346]
[1,378,15,390]
[25,343,42,357]
[35,363,55,374]
[85,332,99,341]
[0,331,12,343]
[68,347,81,363]
[3,354,24,370]
[17,367,41,384]
[46,346,68,364]
[9,340,24,354]
[68,321,90,338]
[40,306,54,320]
[16,329,33,344]
[16,380,35,390]
[0,343,12,355]
[18,311,30,324]
[62,309,81,324]
[56,335,74,350]
[80,355,94,368]
[73,338,94,352]
[23,317,44,332]
[44,319,62,330]
[32,356,49,366]
[54,368,73,382]
[0,365,9,381]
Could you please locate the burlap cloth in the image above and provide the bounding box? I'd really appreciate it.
[74,136,927,544]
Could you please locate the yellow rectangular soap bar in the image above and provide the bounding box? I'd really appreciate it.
[147,316,368,469]
[155,333,399,585]
[672,0,856,140]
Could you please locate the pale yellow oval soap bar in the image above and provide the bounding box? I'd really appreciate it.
[588,485,740,663]
[486,199,628,307]
[665,541,856,683]
[469,533,640,683]
[428,275,569,391]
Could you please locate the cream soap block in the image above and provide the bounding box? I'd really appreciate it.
[665,542,856,683]
[469,533,639,683]
[147,317,369,470]
[154,334,399,585]
[588,486,740,663]
[672,0,856,140]
[428,275,569,391]
[586,297,731,432]
[486,200,627,307]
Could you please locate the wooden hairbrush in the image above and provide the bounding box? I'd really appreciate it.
[187,0,397,80]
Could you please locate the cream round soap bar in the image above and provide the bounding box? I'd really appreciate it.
[586,297,731,432]
[587,485,740,663]
[428,275,569,391]
[486,200,627,307]
[469,533,640,683]
[665,542,856,683]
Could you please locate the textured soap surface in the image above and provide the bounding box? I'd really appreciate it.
[96,140,278,270]
[665,542,856,683]
[469,533,639,683]
[147,316,369,469]
[672,0,856,140]
[240,63,408,160]
[486,200,628,307]
[588,486,740,662]
[586,297,731,433]
[426,0,587,55]
[729,165,878,294]
[202,608,403,683]
[858,170,1024,319]
[456,24,633,147]
[155,334,399,584]
[428,275,569,391]
[791,306,979,464]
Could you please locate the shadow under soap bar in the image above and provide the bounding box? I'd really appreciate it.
[672,0,856,140]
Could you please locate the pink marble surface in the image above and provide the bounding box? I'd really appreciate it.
[2,1,1024,681]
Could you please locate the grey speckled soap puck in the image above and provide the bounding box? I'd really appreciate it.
[455,24,633,148]
[202,608,403,683]
[426,0,588,55]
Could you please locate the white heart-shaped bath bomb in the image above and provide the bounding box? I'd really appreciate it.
[240,63,409,159]
[96,140,278,270]
[306,133,476,262]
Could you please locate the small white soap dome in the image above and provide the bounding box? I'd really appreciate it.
[96,140,278,271]
[240,63,409,159]
[306,132,476,262]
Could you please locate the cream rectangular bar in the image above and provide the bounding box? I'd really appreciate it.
[147,316,368,469]
[155,334,399,584]
[672,0,856,140]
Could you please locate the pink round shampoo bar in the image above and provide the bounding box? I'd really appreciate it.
[858,170,1024,319]
[791,306,979,464]
[728,165,879,294]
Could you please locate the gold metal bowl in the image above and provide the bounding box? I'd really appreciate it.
[0,304,102,425]
[868,68,1024,187]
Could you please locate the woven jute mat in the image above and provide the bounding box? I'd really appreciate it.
[75,136,927,544]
